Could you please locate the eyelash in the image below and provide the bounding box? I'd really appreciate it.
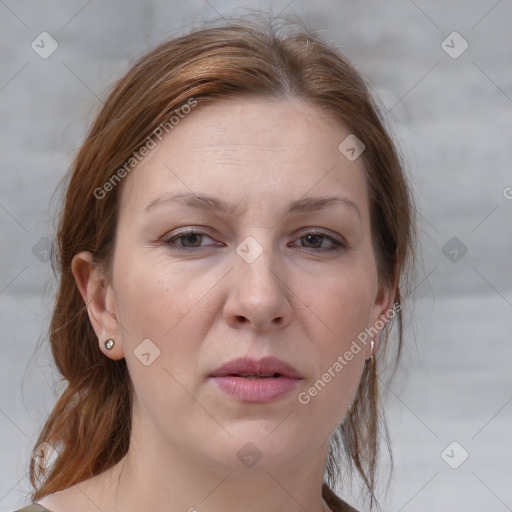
[161,228,346,253]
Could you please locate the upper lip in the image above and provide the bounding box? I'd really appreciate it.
[209,356,302,379]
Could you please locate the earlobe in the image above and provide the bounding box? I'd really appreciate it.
[71,251,125,360]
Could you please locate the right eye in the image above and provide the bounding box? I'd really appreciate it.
[161,228,222,251]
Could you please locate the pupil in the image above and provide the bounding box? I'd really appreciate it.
[306,234,321,248]
[185,234,201,246]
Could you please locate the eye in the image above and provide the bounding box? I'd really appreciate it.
[161,228,346,253]
[162,229,220,251]
[292,231,345,251]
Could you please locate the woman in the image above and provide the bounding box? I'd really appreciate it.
[17,14,415,512]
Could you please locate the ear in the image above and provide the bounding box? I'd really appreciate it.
[365,267,398,359]
[71,251,125,360]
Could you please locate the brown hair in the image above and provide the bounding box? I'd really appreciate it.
[29,14,416,508]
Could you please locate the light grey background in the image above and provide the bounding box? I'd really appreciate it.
[1,1,511,511]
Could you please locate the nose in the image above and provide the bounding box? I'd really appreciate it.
[223,244,293,332]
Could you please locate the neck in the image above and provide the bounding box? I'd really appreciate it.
[90,403,332,512]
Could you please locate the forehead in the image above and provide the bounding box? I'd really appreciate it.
[118,96,369,219]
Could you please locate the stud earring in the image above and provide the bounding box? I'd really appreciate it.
[104,339,115,350]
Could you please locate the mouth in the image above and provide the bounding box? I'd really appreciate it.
[209,356,302,379]
[209,356,302,403]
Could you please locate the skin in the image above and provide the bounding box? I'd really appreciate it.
[38,97,395,512]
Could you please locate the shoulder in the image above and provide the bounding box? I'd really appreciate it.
[13,505,52,512]
[322,482,360,512]
[19,485,357,512]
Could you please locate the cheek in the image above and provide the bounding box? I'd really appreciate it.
[303,261,375,346]
[113,258,207,421]
[294,262,374,420]
[114,249,204,336]
[111,251,200,384]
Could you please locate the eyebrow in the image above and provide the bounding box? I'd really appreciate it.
[144,192,361,219]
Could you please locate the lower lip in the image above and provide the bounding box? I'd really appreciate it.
[211,376,301,403]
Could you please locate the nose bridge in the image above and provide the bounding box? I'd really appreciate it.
[225,232,293,329]
[235,233,283,297]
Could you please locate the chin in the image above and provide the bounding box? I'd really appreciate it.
[201,423,311,471]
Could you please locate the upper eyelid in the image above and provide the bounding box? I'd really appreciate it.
[162,228,214,241]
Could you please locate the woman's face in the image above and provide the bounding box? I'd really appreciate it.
[101,97,393,472]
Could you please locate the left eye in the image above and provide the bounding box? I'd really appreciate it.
[162,229,344,252]
[293,232,344,251]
